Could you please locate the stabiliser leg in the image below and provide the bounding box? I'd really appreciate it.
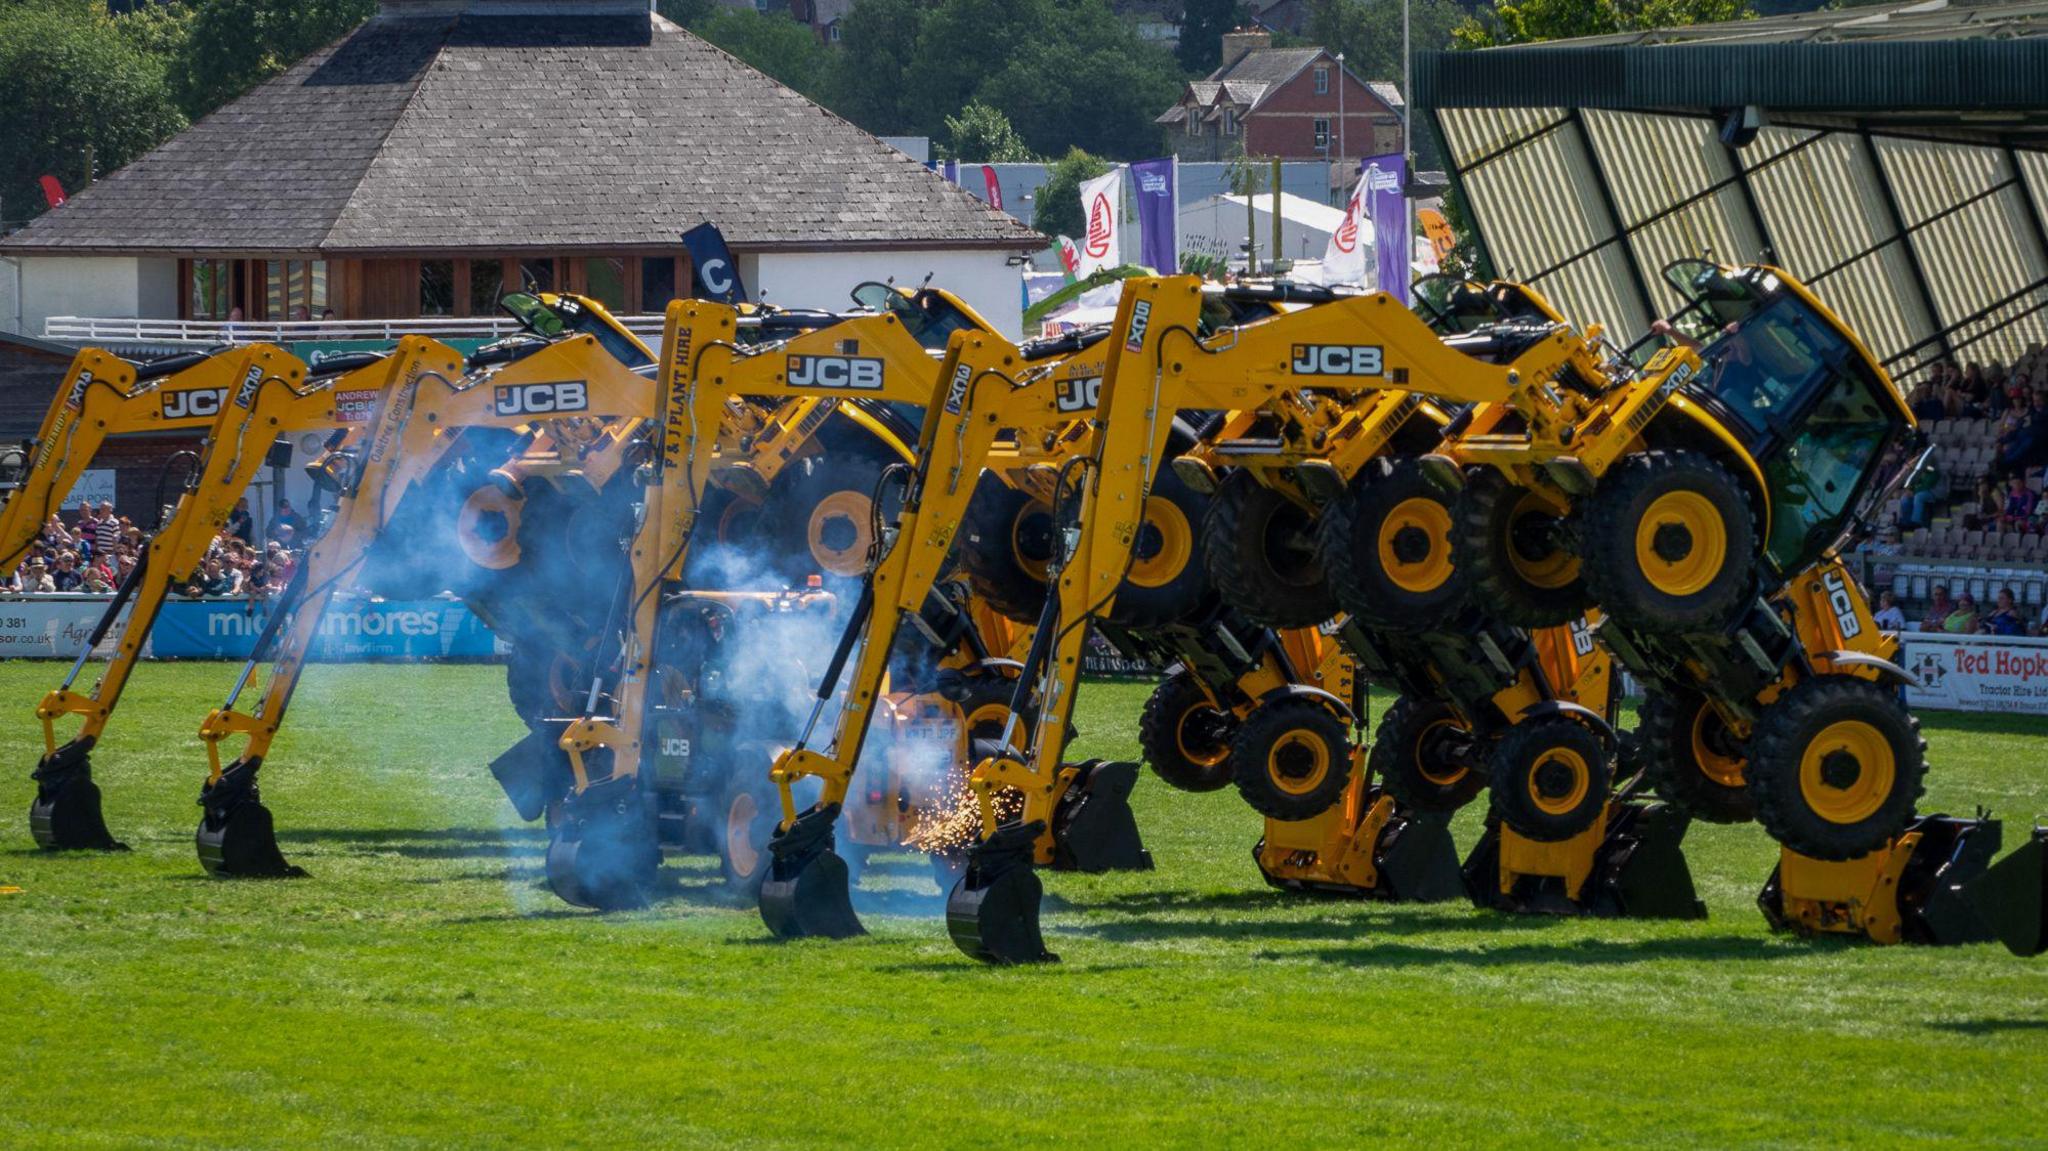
[947,819,1055,964]
[544,773,661,911]
[759,802,865,939]
[1255,788,1464,902]
[488,725,576,823]
[1051,759,1153,872]
[195,759,304,878]
[29,738,126,851]
[1759,815,2009,946]
[1966,825,2047,958]
[1462,802,1705,919]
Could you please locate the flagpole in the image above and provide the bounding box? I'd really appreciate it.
[1402,0,1414,291]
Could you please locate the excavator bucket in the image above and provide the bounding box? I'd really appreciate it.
[195,761,303,878]
[1050,760,1153,873]
[543,775,661,911]
[1372,810,1464,903]
[946,820,1055,964]
[758,803,864,939]
[488,727,574,823]
[1967,827,2047,958]
[28,740,125,851]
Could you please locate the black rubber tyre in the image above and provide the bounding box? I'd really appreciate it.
[1580,450,1755,635]
[1106,461,1215,629]
[1745,676,1926,861]
[1637,690,1755,824]
[1138,672,1238,793]
[755,448,905,592]
[1318,457,1469,632]
[1229,697,1353,820]
[953,664,1026,746]
[506,642,583,728]
[1454,469,1589,628]
[718,772,784,900]
[959,475,1056,624]
[1370,696,1486,813]
[1202,471,1338,629]
[1487,716,1610,843]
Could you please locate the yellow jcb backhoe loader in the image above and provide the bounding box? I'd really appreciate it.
[547,297,1034,913]
[28,341,417,851]
[188,322,661,876]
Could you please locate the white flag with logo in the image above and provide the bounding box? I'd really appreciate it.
[1320,168,1372,286]
[1078,169,1124,276]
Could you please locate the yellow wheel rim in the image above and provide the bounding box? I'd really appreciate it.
[964,701,1011,744]
[1267,730,1331,796]
[807,490,874,577]
[1527,746,1591,816]
[456,487,523,570]
[1414,718,1469,787]
[1689,701,1747,788]
[1377,496,1456,594]
[1176,702,1231,768]
[1798,719,1896,824]
[1126,496,1194,589]
[1633,490,1727,597]
[1505,491,1580,590]
[727,792,762,878]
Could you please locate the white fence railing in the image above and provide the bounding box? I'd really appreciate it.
[42,314,670,346]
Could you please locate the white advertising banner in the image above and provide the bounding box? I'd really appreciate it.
[1077,169,1124,276]
[0,596,131,659]
[59,469,117,511]
[1902,631,2048,714]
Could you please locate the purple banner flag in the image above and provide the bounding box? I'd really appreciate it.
[1363,152,1408,303]
[1129,157,1177,273]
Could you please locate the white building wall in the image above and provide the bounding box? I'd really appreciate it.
[4,256,150,337]
[744,249,1025,340]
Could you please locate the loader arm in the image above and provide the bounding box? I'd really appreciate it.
[34,344,415,766]
[194,333,656,794]
[0,345,289,575]
[556,299,978,793]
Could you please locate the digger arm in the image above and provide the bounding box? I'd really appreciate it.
[197,334,656,782]
[557,300,984,791]
[769,329,1079,824]
[34,344,426,756]
[0,345,303,575]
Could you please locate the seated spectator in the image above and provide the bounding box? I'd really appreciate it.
[267,499,305,543]
[1966,478,2001,530]
[79,566,111,594]
[50,551,82,592]
[2001,476,2039,530]
[1873,589,1907,631]
[1901,455,1943,528]
[1921,584,1957,631]
[1909,378,1947,422]
[21,561,54,594]
[1984,587,2026,636]
[225,497,254,545]
[1946,592,1981,634]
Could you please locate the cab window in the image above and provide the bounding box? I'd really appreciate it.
[1697,295,1850,438]
[1762,370,1891,568]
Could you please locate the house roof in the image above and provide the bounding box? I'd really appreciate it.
[1158,44,1404,123]
[1,10,1039,257]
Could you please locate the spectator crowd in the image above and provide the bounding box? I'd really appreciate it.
[1,496,307,599]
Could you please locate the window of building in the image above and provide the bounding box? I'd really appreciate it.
[641,255,680,313]
[520,258,556,295]
[1314,118,1331,152]
[419,259,455,316]
[187,259,234,320]
[1314,66,1329,94]
[1186,112,1200,137]
[829,22,841,41]
[584,257,628,312]
[264,260,328,321]
[469,258,506,317]
[1222,109,1238,136]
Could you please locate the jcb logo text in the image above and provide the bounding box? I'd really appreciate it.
[1290,344,1384,376]
[787,355,883,390]
[161,387,228,420]
[494,381,588,416]
[1055,375,1102,414]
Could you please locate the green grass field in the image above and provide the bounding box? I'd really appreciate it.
[1,662,2044,1148]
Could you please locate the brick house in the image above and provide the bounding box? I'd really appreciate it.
[1157,30,1404,170]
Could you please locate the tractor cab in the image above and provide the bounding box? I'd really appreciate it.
[1411,274,1563,335]
[850,281,988,351]
[1656,260,1910,575]
[496,291,656,371]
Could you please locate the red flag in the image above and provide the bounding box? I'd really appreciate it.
[981,165,1004,211]
[38,175,67,209]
